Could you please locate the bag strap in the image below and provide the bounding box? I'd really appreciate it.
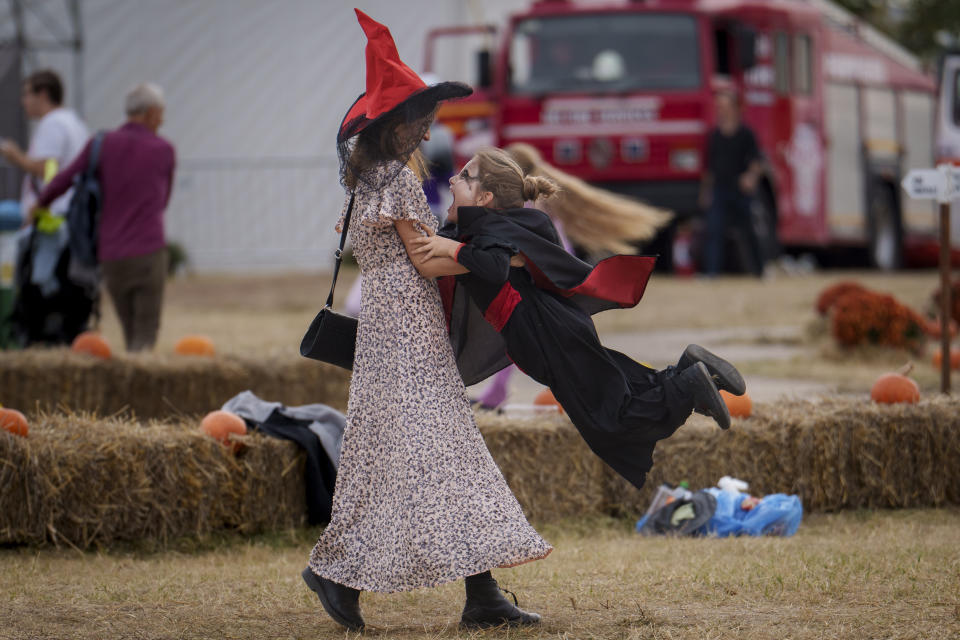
[325,192,355,309]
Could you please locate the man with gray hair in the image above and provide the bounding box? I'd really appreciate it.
[32,83,176,351]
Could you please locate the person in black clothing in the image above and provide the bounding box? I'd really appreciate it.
[412,148,747,491]
[701,90,765,276]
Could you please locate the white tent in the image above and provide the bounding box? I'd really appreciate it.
[8,0,526,272]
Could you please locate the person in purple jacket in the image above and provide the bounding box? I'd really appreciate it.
[31,83,176,351]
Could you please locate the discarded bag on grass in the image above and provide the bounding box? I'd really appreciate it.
[636,490,717,536]
[702,489,803,537]
[636,485,803,537]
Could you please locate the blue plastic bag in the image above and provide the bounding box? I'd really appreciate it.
[702,488,803,537]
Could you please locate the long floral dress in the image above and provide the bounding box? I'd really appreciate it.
[308,163,551,593]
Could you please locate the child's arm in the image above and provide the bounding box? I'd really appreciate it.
[412,233,521,284]
[394,220,468,279]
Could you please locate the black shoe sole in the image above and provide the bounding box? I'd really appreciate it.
[689,362,731,430]
[301,567,364,632]
[681,344,747,396]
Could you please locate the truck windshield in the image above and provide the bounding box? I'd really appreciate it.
[510,13,701,94]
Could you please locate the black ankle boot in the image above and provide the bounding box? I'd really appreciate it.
[460,571,541,629]
[301,567,364,631]
[677,344,746,396]
[679,361,731,430]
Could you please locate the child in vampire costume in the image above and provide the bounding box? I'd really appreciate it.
[413,148,747,492]
[302,12,551,633]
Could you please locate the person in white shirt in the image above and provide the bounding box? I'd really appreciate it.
[0,69,89,216]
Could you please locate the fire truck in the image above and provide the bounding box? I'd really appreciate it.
[426,0,940,271]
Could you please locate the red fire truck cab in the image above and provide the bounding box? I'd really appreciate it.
[427,0,941,271]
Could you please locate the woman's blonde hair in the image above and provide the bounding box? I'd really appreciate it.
[505,142,672,255]
[473,148,559,209]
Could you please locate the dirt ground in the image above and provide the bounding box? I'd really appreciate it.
[96,267,956,402]
[1,509,957,640]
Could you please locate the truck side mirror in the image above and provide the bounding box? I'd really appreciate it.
[476,50,492,89]
[736,27,757,70]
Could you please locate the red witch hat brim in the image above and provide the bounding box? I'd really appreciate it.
[338,9,472,142]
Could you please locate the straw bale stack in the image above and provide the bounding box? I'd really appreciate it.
[0,350,351,417]
[2,396,958,549]
[474,412,610,522]
[604,396,960,515]
[0,413,306,549]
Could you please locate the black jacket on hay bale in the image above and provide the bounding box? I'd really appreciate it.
[1,397,958,549]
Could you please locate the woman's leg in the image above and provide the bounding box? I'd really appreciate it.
[461,570,541,629]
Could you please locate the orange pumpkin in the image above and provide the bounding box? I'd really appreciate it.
[870,373,920,404]
[0,408,29,437]
[720,390,752,418]
[931,348,960,370]
[533,387,564,414]
[175,335,215,356]
[200,410,246,450]
[71,331,111,359]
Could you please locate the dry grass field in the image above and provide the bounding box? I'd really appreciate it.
[98,267,946,356]
[1,510,958,640]
[93,267,957,396]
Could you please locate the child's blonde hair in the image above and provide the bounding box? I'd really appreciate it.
[473,148,559,208]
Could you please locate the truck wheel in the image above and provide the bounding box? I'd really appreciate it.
[867,181,902,271]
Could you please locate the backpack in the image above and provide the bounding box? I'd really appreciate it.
[637,491,718,536]
[65,131,106,297]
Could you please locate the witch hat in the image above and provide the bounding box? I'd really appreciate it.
[338,9,472,143]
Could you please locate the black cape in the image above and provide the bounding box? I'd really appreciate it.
[439,206,657,386]
[439,207,694,490]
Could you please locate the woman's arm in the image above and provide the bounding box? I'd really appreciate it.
[394,220,468,279]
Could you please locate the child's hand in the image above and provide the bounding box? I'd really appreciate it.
[411,234,460,260]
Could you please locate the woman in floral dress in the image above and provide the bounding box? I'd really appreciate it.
[301,10,551,632]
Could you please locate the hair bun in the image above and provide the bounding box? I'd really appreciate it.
[522,174,559,202]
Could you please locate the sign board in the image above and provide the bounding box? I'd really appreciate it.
[901,165,960,202]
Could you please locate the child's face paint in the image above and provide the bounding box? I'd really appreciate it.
[447,157,483,221]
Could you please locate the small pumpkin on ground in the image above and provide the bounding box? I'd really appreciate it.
[931,348,960,370]
[533,387,564,414]
[720,390,752,418]
[871,363,920,404]
[71,332,112,359]
[0,408,29,437]
[175,335,216,356]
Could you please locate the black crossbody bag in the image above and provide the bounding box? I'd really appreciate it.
[299,193,358,369]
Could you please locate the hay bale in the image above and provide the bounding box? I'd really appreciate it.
[604,396,960,515]
[0,413,307,549]
[475,413,609,522]
[3,397,958,549]
[0,350,351,418]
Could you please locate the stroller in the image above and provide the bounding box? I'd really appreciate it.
[9,220,98,347]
